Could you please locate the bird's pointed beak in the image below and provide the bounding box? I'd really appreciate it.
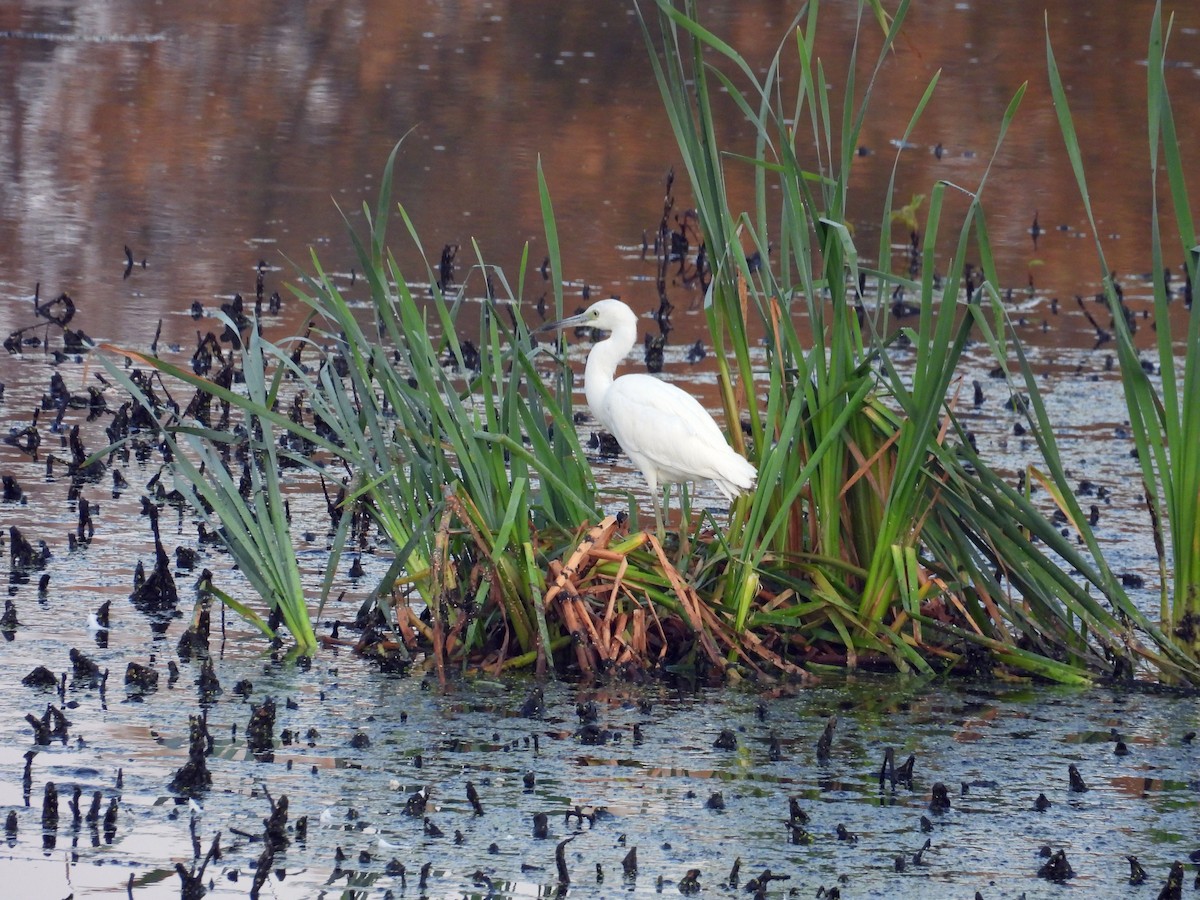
[536,311,590,333]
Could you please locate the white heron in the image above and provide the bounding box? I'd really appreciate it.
[541,298,757,538]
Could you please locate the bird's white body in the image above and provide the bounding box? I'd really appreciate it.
[544,299,756,529]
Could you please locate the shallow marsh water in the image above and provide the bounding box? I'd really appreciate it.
[3,610,1200,899]
[3,1,1200,897]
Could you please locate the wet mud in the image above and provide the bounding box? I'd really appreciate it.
[2,621,1199,899]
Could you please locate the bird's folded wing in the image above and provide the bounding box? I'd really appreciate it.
[605,375,739,482]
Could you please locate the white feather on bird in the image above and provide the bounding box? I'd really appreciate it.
[540,298,756,536]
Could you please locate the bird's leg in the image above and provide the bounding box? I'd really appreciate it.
[646,476,666,546]
[677,483,692,562]
[655,484,669,547]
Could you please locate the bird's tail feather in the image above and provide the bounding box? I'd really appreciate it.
[713,454,757,501]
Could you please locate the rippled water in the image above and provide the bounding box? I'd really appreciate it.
[2,608,1198,900]
[2,0,1198,349]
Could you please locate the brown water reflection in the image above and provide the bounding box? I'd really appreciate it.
[2,0,1197,353]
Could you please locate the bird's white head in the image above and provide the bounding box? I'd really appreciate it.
[538,298,638,335]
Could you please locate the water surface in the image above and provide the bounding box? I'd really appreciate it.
[2,0,1198,350]
[2,4,1200,895]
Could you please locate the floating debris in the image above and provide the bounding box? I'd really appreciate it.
[169,716,213,797]
[1037,848,1075,882]
[245,697,277,753]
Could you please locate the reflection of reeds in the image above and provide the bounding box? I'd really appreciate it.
[639,0,1200,682]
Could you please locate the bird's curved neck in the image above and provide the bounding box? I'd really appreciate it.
[584,320,637,412]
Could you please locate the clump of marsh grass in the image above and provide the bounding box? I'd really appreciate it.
[639,0,1200,683]
[1045,1,1200,668]
[98,321,321,652]
[98,144,608,675]
[95,0,1200,685]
